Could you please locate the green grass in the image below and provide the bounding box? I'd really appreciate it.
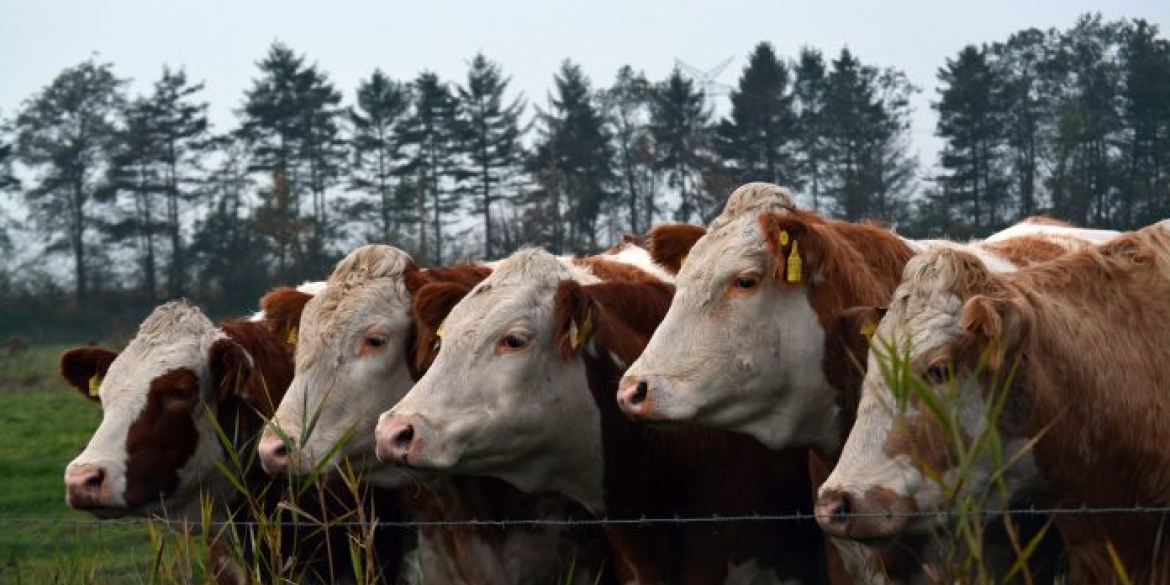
[0,343,156,584]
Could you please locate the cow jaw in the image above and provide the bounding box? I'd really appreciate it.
[622,216,840,454]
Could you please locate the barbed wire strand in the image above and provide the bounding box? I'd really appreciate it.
[4,505,1170,530]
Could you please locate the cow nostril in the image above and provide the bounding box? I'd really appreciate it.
[629,381,649,404]
[271,442,289,459]
[831,493,852,525]
[84,469,105,490]
[393,425,415,453]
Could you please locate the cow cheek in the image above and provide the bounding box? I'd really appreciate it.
[121,406,200,508]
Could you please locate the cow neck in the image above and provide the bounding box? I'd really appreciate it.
[805,223,916,462]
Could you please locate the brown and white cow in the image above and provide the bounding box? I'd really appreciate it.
[257,244,621,585]
[818,221,1170,584]
[377,247,826,585]
[617,183,1118,582]
[61,286,408,585]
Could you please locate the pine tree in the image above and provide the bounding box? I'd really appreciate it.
[1118,19,1170,227]
[0,115,16,193]
[349,69,412,245]
[821,49,917,221]
[603,66,656,234]
[991,28,1050,219]
[239,42,344,280]
[793,48,830,212]
[649,68,712,223]
[530,61,614,253]
[935,44,1008,231]
[399,71,460,264]
[455,53,526,258]
[715,42,798,187]
[1045,15,1124,226]
[15,59,126,304]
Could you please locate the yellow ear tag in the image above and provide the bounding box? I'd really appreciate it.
[435,319,446,339]
[88,375,102,397]
[859,320,876,338]
[570,308,594,350]
[286,326,298,346]
[778,230,790,247]
[786,240,803,284]
[678,254,688,271]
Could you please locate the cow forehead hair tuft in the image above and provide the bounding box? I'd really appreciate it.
[328,245,414,287]
[134,300,216,342]
[708,182,796,232]
[485,247,573,287]
[902,247,989,298]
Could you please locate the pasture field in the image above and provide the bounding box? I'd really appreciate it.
[0,343,165,584]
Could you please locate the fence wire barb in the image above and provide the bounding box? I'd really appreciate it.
[5,505,1170,530]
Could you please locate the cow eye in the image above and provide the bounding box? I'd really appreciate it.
[923,364,948,385]
[729,273,761,293]
[365,335,387,348]
[497,333,529,352]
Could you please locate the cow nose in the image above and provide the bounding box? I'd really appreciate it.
[375,418,415,465]
[65,464,109,509]
[258,430,292,474]
[617,377,651,417]
[814,488,855,538]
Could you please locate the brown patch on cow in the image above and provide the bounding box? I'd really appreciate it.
[646,223,707,274]
[60,347,118,402]
[882,402,961,476]
[1018,215,1072,227]
[553,279,675,363]
[406,263,492,296]
[823,306,887,441]
[759,210,916,331]
[216,319,297,416]
[121,367,202,508]
[258,286,314,345]
[573,255,661,283]
[981,235,1072,267]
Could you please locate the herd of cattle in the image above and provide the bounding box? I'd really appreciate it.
[58,182,1170,584]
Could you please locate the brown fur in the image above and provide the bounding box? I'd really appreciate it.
[759,210,916,332]
[897,226,1170,584]
[258,287,314,346]
[646,223,707,274]
[981,236,1073,268]
[412,281,479,373]
[553,279,827,584]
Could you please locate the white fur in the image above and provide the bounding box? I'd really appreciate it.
[605,243,676,283]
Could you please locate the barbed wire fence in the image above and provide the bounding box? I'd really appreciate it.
[5,505,1170,531]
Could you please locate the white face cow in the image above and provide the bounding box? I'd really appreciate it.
[62,302,243,520]
[619,193,864,456]
[816,249,1040,539]
[376,249,608,512]
[259,245,430,486]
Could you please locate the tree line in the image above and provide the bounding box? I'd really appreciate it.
[0,13,1166,341]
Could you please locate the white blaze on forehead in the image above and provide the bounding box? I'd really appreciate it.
[67,301,220,506]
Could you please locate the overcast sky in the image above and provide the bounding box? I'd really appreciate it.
[3,0,1168,177]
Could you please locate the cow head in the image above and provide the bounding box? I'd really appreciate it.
[259,245,420,483]
[620,188,866,453]
[817,248,1036,540]
[62,301,254,520]
[376,249,611,512]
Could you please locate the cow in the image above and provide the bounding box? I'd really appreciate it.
[616,183,1118,582]
[256,244,619,585]
[60,285,408,585]
[377,247,827,585]
[817,221,1170,584]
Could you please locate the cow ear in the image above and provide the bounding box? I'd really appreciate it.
[411,281,472,374]
[759,212,825,286]
[647,223,706,274]
[403,259,428,296]
[259,286,314,347]
[959,295,1026,371]
[553,280,596,360]
[208,338,253,402]
[60,347,119,402]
